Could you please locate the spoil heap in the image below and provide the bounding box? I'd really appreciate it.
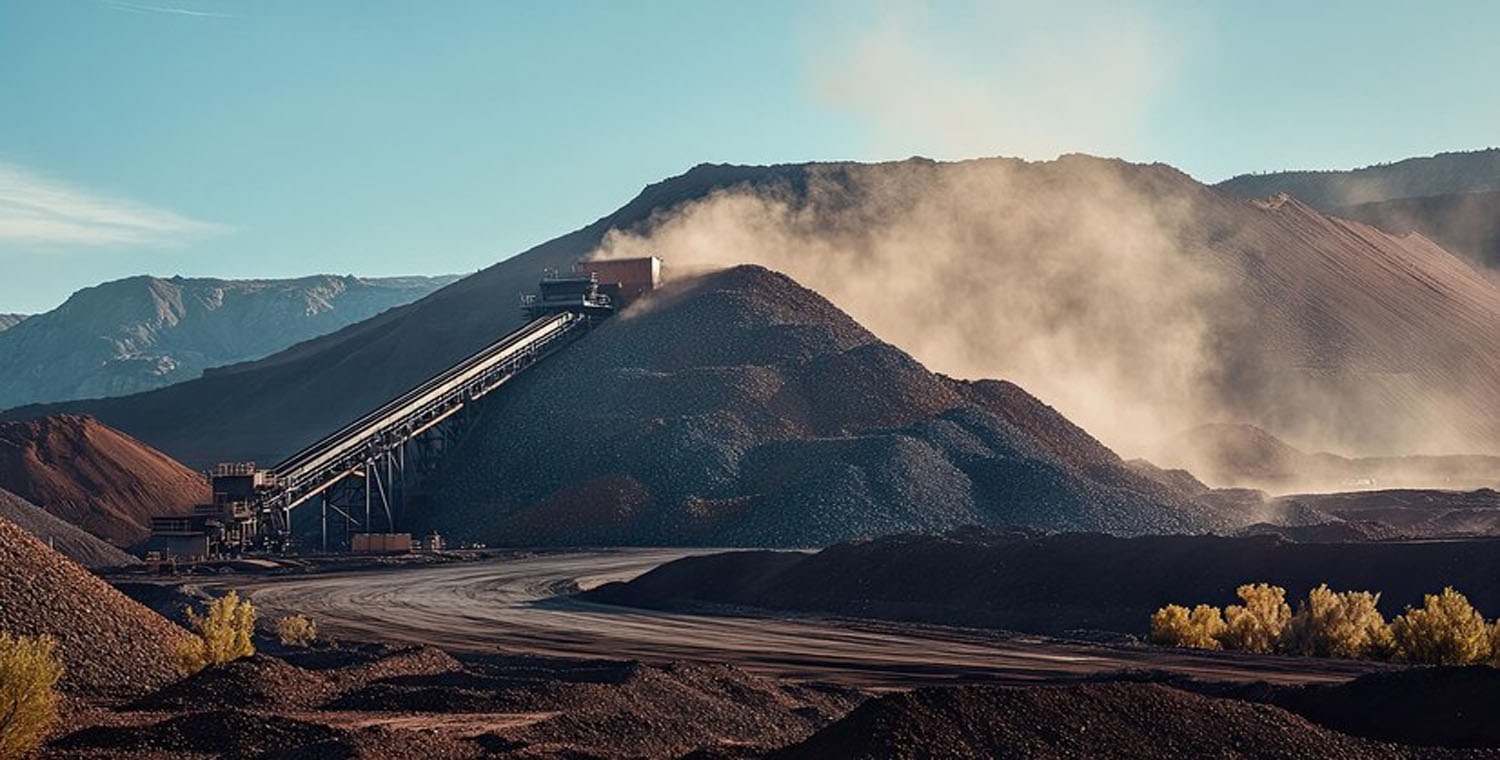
[0,515,187,696]
[770,682,1403,759]
[0,414,207,545]
[427,266,1224,547]
[0,487,136,568]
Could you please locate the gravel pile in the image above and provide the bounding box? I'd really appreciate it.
[770,682,1412,759]
[426,265,1226,548]
[0,486,136,568]
[0,515,187,696]
[130,654,335,711]
[1257,667,1500,748]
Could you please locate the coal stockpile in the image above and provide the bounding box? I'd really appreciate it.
[0,515,187,696]
[768,682,1414,760]
[425,265,1227,548]
[586,529,1500,637]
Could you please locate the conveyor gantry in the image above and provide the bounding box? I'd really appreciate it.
[253,309,591,543]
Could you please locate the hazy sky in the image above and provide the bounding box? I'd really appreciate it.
[3,0,1497,313]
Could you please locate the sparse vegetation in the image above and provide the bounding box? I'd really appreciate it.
[176,591,256,675]
[1220,583,1291,654]
[1390,587,1491,665]
[274,614,318,647]
[1150,583,1500,665]
[1282,585,1391,659]
[0,633,64,760]
[1149,604,1226,649]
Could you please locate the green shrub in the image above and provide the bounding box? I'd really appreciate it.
[1281,584,1392,659]
[1391,587,1491,665]
[175,591,256,675]
[1150,603,1226,649]
[1218,583,1292,653]
[274,615,317,648]
[0,633,64,760]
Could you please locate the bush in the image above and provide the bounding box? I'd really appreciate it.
[1391,587,1491,665]
[175,591,256,675]
[1282,584,1392,659]
[1219,583,1291,653]
[0,633,64,760]
[1150,603,1226,649]
[274,615,318,647]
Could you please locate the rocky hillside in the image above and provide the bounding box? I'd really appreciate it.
[10,155,1500,469]
[0,515,187,696]
[1158,423,1500,493]
[420,266,1225,547]
[0,313,26,331]
[0,273,457,409]
[0,414,207,545]
[1216,148,1500,208]
[0,487,136,568]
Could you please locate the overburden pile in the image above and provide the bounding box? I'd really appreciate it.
[425,266,1226,547]
[0,413,207,545]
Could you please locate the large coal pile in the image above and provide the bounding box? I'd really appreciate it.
[586,529,1500,637]
[0,414,206,545]
[0,487,136,568]
[425,265,1224,548]
[0,515,187,696]
[769,682,1403,759]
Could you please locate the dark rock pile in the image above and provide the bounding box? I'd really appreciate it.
[586,528,1500,637]
[0,515,187,696]
[426,265,1227,547]
[769,682,1410,759]
[0,486,136,568]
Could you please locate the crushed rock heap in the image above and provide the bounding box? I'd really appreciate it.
[425,265,1227,547]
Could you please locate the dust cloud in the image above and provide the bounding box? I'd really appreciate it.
[590,158,1227,459]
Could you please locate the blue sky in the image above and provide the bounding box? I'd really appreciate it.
[2,0,1497,313]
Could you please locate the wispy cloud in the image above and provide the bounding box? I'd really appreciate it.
[0,163,229,248]
[100,0,237,19]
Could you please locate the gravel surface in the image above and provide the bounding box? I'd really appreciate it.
[0,515,187,696]
[426,265,1227,548]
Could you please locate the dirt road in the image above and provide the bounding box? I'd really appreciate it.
[233,549,1381,690]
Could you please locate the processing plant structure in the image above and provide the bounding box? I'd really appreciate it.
[146,257,661,559]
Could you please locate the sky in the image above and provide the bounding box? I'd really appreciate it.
[2,0,1498,313]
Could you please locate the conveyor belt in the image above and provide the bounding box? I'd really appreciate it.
[259,311,589,518]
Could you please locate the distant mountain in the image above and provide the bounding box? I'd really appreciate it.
[1215,148,1500,207]
[0,313,27,331]
[0,414,208,545]
[8,155,1500,476]
[1216,149,1500,273]
[0,273,458,409]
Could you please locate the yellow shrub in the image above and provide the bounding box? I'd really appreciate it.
[1390,587,1491,665]
[1150,603,1226,649]
[0,633,65,760]
[274,615,317,648]
[1219,583,1292,653]
[175,591,256,675]
[1282,584,1392,659]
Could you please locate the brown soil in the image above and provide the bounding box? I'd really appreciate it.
[0,515,188,696]
[0,414,207,545]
